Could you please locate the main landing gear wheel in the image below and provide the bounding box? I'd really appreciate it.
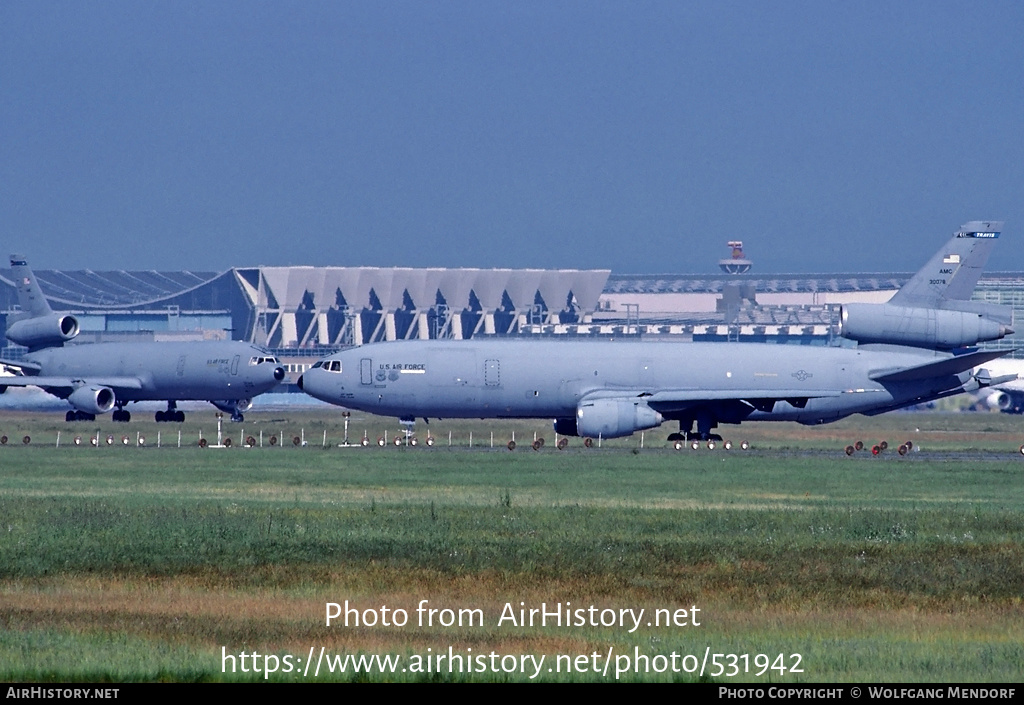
[112,409,131,423]
[155,410,185,423]
[65,411,95,422]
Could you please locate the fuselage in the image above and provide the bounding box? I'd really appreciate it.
[299,339,975,428]
[25,341,285,403]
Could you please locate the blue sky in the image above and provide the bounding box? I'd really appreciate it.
[2,1,1022,274]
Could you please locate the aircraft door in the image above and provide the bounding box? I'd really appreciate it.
[485,359,500,387]
[231,355,240,376]
[176,355,186,377]
[360,358,373,385]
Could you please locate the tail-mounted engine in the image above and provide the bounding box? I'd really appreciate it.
[839,303,1011,350]
[5,314,79,350]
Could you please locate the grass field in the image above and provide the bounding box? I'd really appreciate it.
[1,408,1022,682]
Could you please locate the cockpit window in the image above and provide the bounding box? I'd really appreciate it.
[326,360,342,373]
[249,356,281,366]
[311,361,324,369]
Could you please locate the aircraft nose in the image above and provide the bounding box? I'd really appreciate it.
[274,366,286,382]
[297,374,304,390]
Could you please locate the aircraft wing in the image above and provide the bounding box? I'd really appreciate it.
[640,388,843,415]
[0,376,145,391]
[869,349,1011,383]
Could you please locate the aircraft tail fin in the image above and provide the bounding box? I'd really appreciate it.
[889,221,1003,308]
[9,254,54,320]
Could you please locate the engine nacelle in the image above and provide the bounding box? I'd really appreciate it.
[5,314,79,349]
[68,385,116,415]
[213,398,252,414]
[986,391,1011,410]
[574,399,663,439]
[553,417,578,436]
[839,304,1009,350]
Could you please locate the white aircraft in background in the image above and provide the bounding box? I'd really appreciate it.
[971,358,1024,413]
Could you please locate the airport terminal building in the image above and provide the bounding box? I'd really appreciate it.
[2,264,1023,374]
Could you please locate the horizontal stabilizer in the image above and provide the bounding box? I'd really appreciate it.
[869,349,1010,383]
[0,358,42,374]
[977,372,1017,388]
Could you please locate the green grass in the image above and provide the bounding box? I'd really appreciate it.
[0,410,1022,681]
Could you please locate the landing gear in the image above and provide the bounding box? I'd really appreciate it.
[397,416,416,445]
[211,399,251,422]
[65,410,95,422]
[686,431,723,442]
[112,405,131,423]
[156,402,185,423]
[674,416,723,442]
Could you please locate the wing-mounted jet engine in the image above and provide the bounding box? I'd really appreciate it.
[67,385,116,415]
[555,398,664,439]
[837,221,1013,350]
[212,398,253,422]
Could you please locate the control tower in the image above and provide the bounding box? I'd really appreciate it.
[718,240,753,274]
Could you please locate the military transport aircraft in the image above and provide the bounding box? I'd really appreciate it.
[297,221,1015,442]
[0,255,286,423]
